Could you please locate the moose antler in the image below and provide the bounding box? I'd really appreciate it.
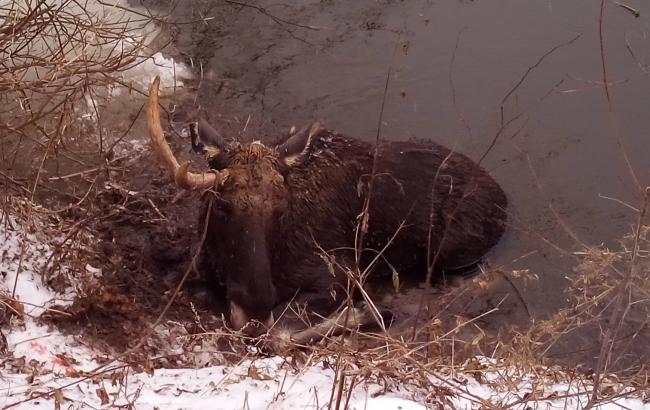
[147,76,227,190]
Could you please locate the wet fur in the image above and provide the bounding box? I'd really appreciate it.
[198,130,508,324]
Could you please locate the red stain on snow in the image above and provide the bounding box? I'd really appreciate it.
[52,356,71,369]
[28,341,48,355]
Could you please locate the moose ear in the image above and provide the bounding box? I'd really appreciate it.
[277,122,323,167]
[190,118,227,157]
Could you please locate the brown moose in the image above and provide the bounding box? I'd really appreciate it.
[146,76,508,338]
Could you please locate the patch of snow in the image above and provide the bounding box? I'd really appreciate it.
[0,356,425,410]
[50,0,196,119]
[6,320,99,374]
[442,368,649,410]
[118,52,194,96]
[0,212,74,316]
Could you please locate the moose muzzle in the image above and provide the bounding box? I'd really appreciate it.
[229,301,275,336]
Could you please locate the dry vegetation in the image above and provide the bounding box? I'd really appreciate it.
[0,0,161,203]
[0,1,649,409]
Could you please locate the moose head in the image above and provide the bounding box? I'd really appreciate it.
[147,76,322,332]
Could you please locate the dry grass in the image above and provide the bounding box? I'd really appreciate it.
[0,0,164,212]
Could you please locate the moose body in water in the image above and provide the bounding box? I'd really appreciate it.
[147,76,508,339]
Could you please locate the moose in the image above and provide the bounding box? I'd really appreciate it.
[146,76,508,339]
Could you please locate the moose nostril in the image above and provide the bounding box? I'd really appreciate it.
[229,301,250,330]
[263,313,275,329]
[229,302,275,336]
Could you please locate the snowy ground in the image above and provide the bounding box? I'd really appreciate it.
[2,210,649,409]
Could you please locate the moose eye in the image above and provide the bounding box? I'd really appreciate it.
[207,151,230,171]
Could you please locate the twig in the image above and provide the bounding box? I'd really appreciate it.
[586,188,649,409]
[448,26,472,138]
[598,0,642,193]
[224,1,320,31]
[478,33,582,165]
[614,1,640,18]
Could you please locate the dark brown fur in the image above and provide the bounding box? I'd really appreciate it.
[196,129,508,326]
